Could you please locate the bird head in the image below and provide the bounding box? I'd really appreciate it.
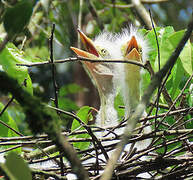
[117,26,148,63]
[70,29,118,94]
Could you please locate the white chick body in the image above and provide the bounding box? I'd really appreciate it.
[115,26,152,155]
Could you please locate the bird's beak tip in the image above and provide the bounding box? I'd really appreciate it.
[125,36,141,61]
[126,36,138,54]
[71,46,97,59]
[77,29,99,57]
[126,48,141,61]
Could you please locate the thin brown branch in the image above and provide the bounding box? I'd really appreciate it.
[16,56,146,68]
[48,105,109,161]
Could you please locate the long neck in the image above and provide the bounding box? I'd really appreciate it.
[124,64,141,118]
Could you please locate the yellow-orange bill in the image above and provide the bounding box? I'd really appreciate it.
[70,47,97,59]
[77,28,99,57]
[126,48,141,62]
[70,47,99,74]
[126,36,138,55]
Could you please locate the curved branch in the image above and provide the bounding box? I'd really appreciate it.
[0,72,89,180]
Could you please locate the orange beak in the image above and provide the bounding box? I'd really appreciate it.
[70,29,99,58]
[125,36,141,62]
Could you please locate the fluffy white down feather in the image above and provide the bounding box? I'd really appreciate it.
[27,27,152,179]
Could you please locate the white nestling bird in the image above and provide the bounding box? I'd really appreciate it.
[71,27,151,150]
[116,26,148,117]
[71,29,119,130]
[116,26,152,150]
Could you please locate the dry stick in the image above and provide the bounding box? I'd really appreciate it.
[48,105,109,161]
[16,57,146,68]
[31,168,67,180]
[149,9,161,130]
[0,72,89,180]
[144,60,188,148]
[100,0,168,9]
[78,0,83,48]
[0,96,14,116]
[157,72,193,129]
[0,97,55,164]
[100,15,193,180]
[0,96,24,136]
[48,24,65,176]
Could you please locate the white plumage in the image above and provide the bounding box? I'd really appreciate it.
[71,26,152,158]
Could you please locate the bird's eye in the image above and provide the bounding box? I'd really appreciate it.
[139,48,142,54]
[101,49,107,54]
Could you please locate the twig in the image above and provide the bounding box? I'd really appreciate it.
[100,0,168,9]
[16,57,146,68]
[0,72,89,180]
[149,9,161,130]
[47,105,109,161]
[0,96,23,136]
[31,168,67,180]
[78,0,83,48]
[156,72,193,129]
[49,24,64,176]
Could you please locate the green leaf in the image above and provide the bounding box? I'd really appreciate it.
[154,27,175,71]
[0,103,19,137]
[59,83,85,97]
[3,0,33,38]
[0,42,33,95]
[0,103,21,153]
[71,106,93,150]
[1,152,32,180]
[145,26,174,70]
[168,30,192,76]
[114,92,124,119]
[58,97,79,112]
[169,61,184,98]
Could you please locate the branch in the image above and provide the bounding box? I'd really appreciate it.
[0,72,89,180]
[100,14,193,180]
[16,57,146,68]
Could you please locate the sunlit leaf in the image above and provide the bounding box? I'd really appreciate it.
[71,106,93,150]
[168,30,192,76]
[0,42,33,95]
[114,92,124,119]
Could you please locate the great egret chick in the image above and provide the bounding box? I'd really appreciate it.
[71,29,119,130]
[116,27,152,152]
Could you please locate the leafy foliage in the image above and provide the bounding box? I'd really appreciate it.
[3,0,33,38]
[71,106,93,150]
[0,42,33,94]
[0,0,192,179]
